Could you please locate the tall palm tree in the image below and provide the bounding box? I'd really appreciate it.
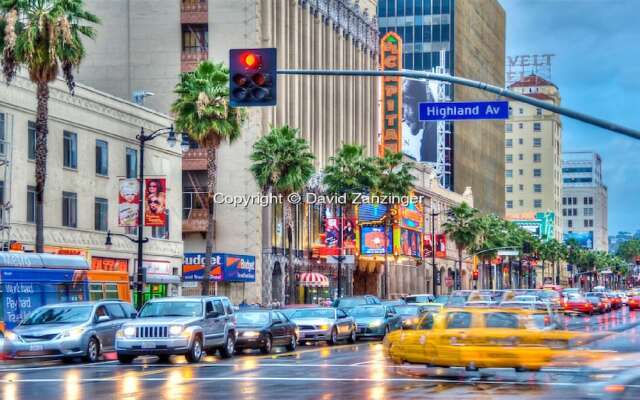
[250,125,314,304]
[442,202,482,290]
[1,0,99,252]
[172,61,246,295]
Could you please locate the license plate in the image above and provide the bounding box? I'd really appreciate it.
[141,342,156,349]
[29,344,44,352]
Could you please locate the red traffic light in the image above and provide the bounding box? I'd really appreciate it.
[472,270,479,280]
[241,52,261,69]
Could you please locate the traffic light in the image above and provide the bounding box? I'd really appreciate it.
[229,48,277,107]
[472,256,479,280]
[472,270,479,280]
[523,241,532,254]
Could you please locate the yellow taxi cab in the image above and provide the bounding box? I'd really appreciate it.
[384,307,597,371]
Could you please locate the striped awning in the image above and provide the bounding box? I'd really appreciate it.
[299,272,329,288]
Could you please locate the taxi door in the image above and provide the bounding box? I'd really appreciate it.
[434,311,473,367]
[395,314,434,364]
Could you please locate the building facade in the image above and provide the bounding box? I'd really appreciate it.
[562,151,608,251]
[504,74,563,240]
[0,72,184,301]
[377,0,506,214]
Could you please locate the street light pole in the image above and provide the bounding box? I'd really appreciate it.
[429,209,440,296]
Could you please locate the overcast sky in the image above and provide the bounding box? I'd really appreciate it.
[499,0,640,236]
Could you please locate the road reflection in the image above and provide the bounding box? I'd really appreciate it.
[2,373,17,400]
[64,370,81,400]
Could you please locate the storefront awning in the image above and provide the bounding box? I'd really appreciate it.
[299,272,329,288]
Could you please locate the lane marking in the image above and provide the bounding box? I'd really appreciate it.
[0,361,118,373]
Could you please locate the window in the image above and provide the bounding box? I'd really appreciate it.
[28,121,36,160]
[506,185,513,193]
[95,197,108,231]
[182,24,208,53]
[126,148,138,179]
[95,140,108,176]
[584,219,593,228]
[572,197,578,205]
[63,131,77,169]
[562,209,567,216]
[205,301,214,315]
[418,314,434,330]
[584,208,593,216]
[518,199,524,206]
[518,108,523,115]
[533,153,541,163]
[534,199,542,208]
[518,153,523,161]
[222,298,234,315]
[533,169,542,177]
[484,312,519,329]
[518,123,524,129]
[505,139,513,148]
[518,138,524,145]
[572,208,578,216]
[0,113,4,155]
[62,191,77,227]
[519,184,524,191]
[213,300,225,315]
[27,186,36,223]
[505,123,512,133]
[568,220,573,228]
[505,169,513,178]
[536,108,542,116]
[562,197,567,205]
[506,200,513,209]
[533,138,542,147]
[446,312,472,329]
[505,154,512,163]
[106,303,126,319]
[583,197,593,205]
[533,184,542,193]
[151,210,169,239]
[518,169,523,176]
[533,122,542,132]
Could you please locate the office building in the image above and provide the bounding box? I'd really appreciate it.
[377,0,506,214]
[562,151,608,251]
[504,74,563,240]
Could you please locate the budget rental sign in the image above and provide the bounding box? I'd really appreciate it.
[380,32,403,155]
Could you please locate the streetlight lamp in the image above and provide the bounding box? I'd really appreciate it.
[105,125,189,309]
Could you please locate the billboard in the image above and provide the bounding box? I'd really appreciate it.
[507,211,555,240]
[435,234,447,258]
[118,179,139,227]
[358,204,387,223]
[342,218,356,250]
[424,234,433,258]
[380,32,402,155]
[399,201,424,231]
[183,253,256,282]
[402,78,438,162]
[361,226,393,255]
[564,231,594,249]
[324,218,339,248]
[144,178,167,226]
[400,229,421,257]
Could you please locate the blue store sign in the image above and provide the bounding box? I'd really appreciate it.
[183,253,256,282]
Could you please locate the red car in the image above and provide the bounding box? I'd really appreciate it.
[585,295,608,314]
[585,292,612,312]
[607,293,623,310]
[628,296,640,310]
[563,293,595,315]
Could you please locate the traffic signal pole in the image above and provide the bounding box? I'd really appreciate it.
[277,69,640,140]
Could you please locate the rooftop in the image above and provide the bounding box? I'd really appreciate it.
[509,74,558,89]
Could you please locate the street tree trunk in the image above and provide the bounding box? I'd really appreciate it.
[284,198,295,304]
[34,82,49,253]
[201,144,217,295]
[458,248,463,290]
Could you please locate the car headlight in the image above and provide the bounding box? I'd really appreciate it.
[60,327,85,339]
[318,324,330,331]
[169,325,184,336]
[369,320,383,328]
[242,331,260,338]
[4,330,19,342]
[123,326,136,338]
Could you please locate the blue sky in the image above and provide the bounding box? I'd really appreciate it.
[499,0,640,235]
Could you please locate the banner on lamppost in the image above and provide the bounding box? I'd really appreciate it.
[118,178,139,227]
[144,178,167,227]
[435,234,447,258]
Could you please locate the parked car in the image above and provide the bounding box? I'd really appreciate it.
[235,310,297,354]
[350,305,401,339]
[3,300,136,362]
[289,307,356,345]
[115,296,236,364]
[332,295,381,311]
[585,292,612,312]
[563,293,595,315]
[404,294,435,304]
[585,295,608,314]
[629,294,640,310]
[607,292,623,310]
[382,299,406,307]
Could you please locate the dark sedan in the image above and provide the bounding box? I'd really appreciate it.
[349,305,401,339]
[235,310,297,354]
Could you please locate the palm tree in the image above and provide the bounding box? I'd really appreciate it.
[442,202,482,290]
[250,125,314,304]
[1,0,99,252]
[172,61,246,295]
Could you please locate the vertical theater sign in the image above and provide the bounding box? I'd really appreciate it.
[380,32,403,155]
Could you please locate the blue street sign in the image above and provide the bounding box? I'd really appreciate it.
[419,101,509,121]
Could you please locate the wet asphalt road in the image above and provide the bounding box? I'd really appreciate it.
[1,308,639,400]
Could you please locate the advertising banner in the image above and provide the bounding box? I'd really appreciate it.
[380,32,403,155]
[360,226,393,255]
[435,234,447,258]
[400,229,421,257]
[358,204,387,223]
[342,218,356,250]
[424,234,433,258]
[91,257,128,272]
[118,178,139,227]
[325,218,339,248]
[144,178,167,227]
[564,231,594,249]
[182,253,256,282]
[399,201,424,231]
[403,79,438,162]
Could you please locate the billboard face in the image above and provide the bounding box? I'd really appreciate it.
[118,179,139,227]
[400,229,421,257]
[399,201,424,231]
[182,253,256,282]
[342,218,356,250]
[144,178,167,227]
[564,231,594,249]
[325,218,339,248]
[380,32,403,155]
[361,226,393,255]
[358,204,387,223]
[435,234,447,258]
[402,78,438,163]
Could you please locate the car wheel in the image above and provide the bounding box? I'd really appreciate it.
[260,334,273,354]
[117,354,135,364]
[219,334,235,359]
[348,328,357,344]
[185,335,203,363]
[328,328,338,346]
[157,355,171,363]
[286,334,297,352]
[82,337,100,363]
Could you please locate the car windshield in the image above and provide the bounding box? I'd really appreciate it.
[513,296,537,302]
[421,304,442,313]
[586,296,600,303]
[393,306,419,316]
[21,306,93,325]
[139,301,203,317]
[447,296,467,306]
[433,296,449,304]
[349,306,386,318]
[236,312,270,325]
[291,309,335,319]
[405,296,430,304]
[539,291,559,300]
[335,298,367,307]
